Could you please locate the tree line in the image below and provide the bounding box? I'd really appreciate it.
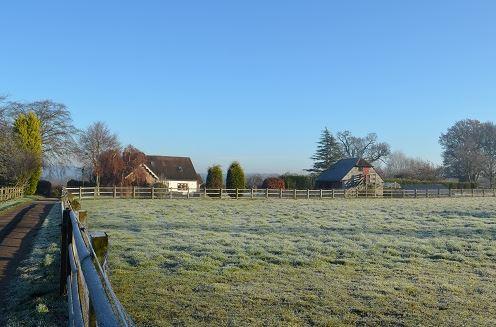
[2,93,495,191]
[0,96,149,193]
[308,119,496,187]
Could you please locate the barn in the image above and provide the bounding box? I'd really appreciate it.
[315,158,384,190]
[126,155,201,192]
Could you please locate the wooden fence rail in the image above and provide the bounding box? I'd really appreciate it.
[0,187,24,202]
[65,187,496,200]
[61,192,134,327]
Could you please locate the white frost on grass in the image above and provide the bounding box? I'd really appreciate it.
[1,204,66,326]
[83,198,496,326]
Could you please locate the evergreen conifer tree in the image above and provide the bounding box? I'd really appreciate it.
[226,161,246,189]
[206,165,223,188]
[13,112,42,194]
[307,127,343,174]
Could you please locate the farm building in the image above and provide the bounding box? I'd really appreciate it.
[315,158,384,190]
[126,155,201,191]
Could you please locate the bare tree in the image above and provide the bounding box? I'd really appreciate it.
[246,174,264,189]
[439,119,485,183]
[384,151,441,180]
[336,131,391,163]
[5,100,78,167]
[481,122,496,187]
[98,149,125,186]
[78,122,120,188]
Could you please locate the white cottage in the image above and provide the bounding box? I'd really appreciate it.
[127,156,200,192]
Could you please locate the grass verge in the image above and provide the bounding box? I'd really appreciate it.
[0,197,34,214]
[1,204,67,326]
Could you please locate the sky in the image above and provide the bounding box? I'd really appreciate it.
[1,1,495,173]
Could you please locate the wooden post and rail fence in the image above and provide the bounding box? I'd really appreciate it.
[60,191,134,327]
[65,186,496,200]
[0,187,24,202]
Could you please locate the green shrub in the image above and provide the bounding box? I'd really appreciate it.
[13,112,42,195]
[206,165,223,189]
[226,162,246,190]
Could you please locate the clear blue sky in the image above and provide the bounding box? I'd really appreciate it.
[1,1,495,173]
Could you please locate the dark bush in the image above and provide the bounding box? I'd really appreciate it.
[262,177,285,189]
[281,174,315,189]
[36,180,52,197]
[67,179,96,187]
[384,178,478,189]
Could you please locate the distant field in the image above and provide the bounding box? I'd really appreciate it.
[83,198,496,326]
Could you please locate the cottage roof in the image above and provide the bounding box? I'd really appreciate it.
[145,156,198,181]
[316,158,372,182]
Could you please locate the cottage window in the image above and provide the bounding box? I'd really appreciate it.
[177,183,189,191]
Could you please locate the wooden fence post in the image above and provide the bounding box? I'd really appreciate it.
[204,188,207,198]
[235,188,239,200]
[90,232,109,268]
[294,189,297,200]
[187,189,190,199]
[79,187,83,200]
[472,188,474,197]
[60,209,72,295]
[170,188,173,199]
[307,189,310,199]
[78,210,88,227]
[151,187,155,199]
[332,189,335,199]
[266,189,269,199]
[113,186,117,199]
[132,186,136,199]
[280,189,283,199]
[320,189,323,199]
[251,188,254,199]
[219,188,222,199]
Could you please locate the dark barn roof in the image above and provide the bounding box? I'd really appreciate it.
[316,158,372,182]
[145,156,198,181]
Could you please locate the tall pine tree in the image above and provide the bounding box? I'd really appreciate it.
[307,127,343,174]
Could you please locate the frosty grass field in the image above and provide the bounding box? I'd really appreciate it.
[83,198,496,326]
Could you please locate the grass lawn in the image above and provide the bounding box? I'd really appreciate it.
[82,198,496,326]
